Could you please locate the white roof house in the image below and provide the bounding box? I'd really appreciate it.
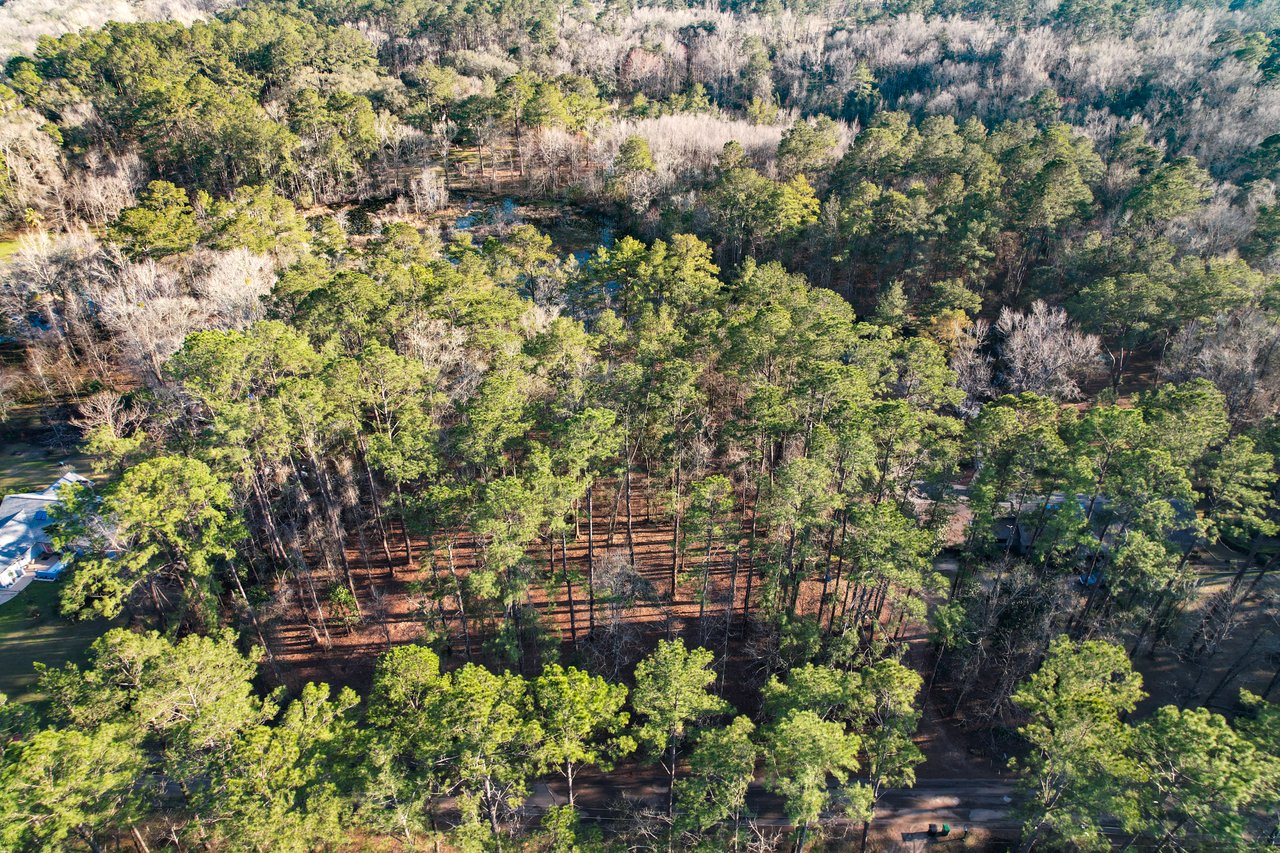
[0,472,91,591]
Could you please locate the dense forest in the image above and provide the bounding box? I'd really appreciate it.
[0,0,1279,850]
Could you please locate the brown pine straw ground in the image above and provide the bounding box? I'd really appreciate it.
[249,471,1277,850]
[258,473,998,778]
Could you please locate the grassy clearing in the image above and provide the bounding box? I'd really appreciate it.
[0,403,94,495]
[0,403,101,703]
[0,440,91,495]
[0,579,113,703]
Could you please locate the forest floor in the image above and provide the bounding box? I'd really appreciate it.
[256,476,1020,850]
[251,466,1277,850]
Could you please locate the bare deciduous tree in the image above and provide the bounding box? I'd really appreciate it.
[408,165,448,214]
[0,105,65,226]
[996,300,1101,400]
[951,319,995,415]
[403,317,484,404]
[63,149,145,226]
[1,228,109,375]
[72,389,145,439]
[1161,308,1280,425]
[188,247,276,329]
[94,256,199,384]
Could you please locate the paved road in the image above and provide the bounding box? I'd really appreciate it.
[525,768,1020,843]
[872,780,1020,843]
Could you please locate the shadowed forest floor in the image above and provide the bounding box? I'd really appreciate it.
[259,466,1279,756]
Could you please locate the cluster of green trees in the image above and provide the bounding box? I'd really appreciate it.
[1010,636,1280,851]
[50,213,966,675]
[5,630,1278,850]
[108,180,310,260]
[714,110,1276,346]
[8,5,386,201]
[9,206,1272,846]
[0,629,928,852]
[1,0,1280,849]
[940,381,1280,714]
[2,0,1276,354]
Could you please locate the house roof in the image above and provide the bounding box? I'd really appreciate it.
[1000,491,1201,556]
[0,473,91,566]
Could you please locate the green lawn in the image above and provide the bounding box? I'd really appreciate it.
[0,402,95,496]
[0,440,91,496]
[0,404,102,704]
[0,580,113,703]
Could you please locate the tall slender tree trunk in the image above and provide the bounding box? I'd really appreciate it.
[625,457,636,569]
[446,541,472,661]
[76,829,104,853]
[827,514,850,634]
[742,471,761,624]
[607,476,623,548]
[252,468,330,644]
[310,448,362,619]
[817,523,836,627]
[355,433,395,569]
[742,491,757,617]
[1205,630,1265,706]
[562,532,577,643]
[698,533,715,637]
[666,741,677,817]
[1243,553,1280,598]
[394,483,415,568]
[587,487,596,636]
[670,459,682,600]
[817,467,847,626]
[1263,662,1280,700]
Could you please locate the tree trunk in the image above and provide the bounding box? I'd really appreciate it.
[666,740,677,817]
[77,829,104,853]
[1263,662,1280,700]
[394,483,416,568]
[670,455,682,600]
[742,463,763,623]
[306,448,363,619]
[252,468,330,645]
[587,487,596,636]
[1205,630,1266,706]
[827,513,850,634]
[625,458,636,569]
[446,541,473,661]
[356,435,396,570]
[698,533,714,634]
[562,532,577,643]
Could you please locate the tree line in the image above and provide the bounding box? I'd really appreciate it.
[5,624,1278,851]
[0,210,1275,847]
[0,0,1278,849]
[0,624,918,851]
